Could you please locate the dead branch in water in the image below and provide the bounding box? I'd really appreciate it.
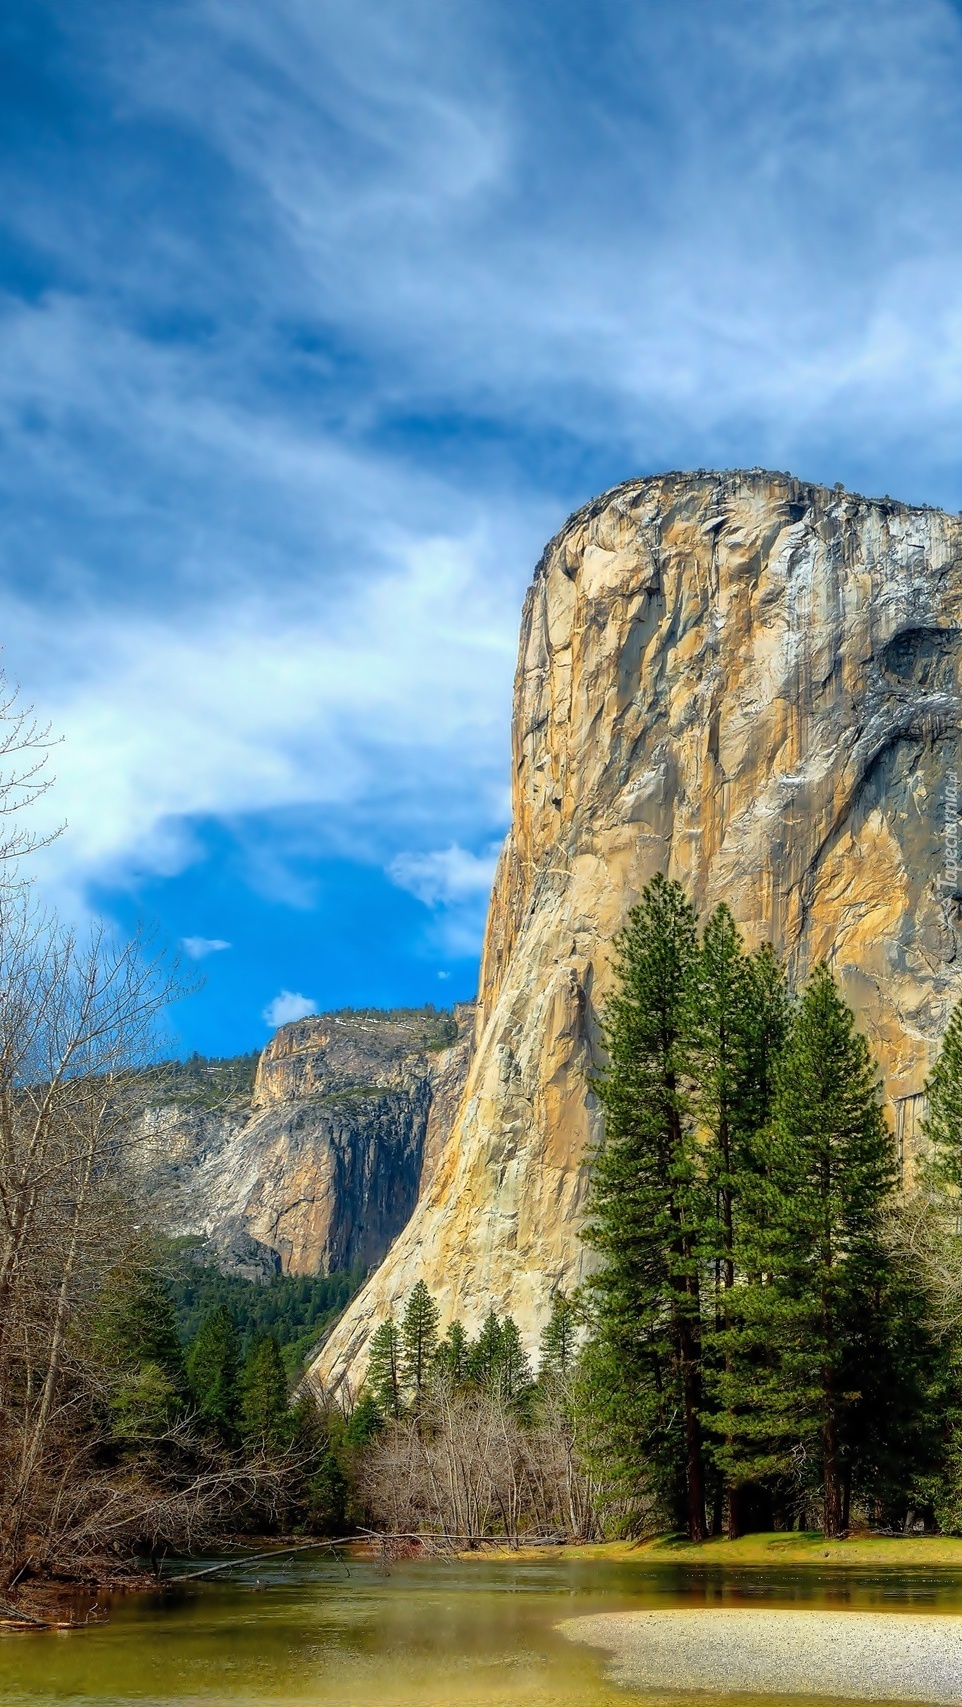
[166,1537,357,1582]
[0,1594,103,1630]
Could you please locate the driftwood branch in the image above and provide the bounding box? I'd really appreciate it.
[0,1596,101,1630]
[165,1525,559,1587]
[165,1536,356,1583]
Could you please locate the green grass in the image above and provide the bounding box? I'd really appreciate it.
[475,1533,962,1567]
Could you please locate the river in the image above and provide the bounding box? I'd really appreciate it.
[5,1553,962,1707]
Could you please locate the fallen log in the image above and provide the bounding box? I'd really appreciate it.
[165,1536,356,1583]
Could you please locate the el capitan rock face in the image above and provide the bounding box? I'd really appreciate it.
[313,469,962,1388]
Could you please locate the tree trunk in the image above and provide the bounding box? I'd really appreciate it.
[822,1374,843,1538]
[678,1311,707,1542]
[664,1079,707,1545]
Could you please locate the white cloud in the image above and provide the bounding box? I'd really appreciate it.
[388,841,501,959]
[7,0,962,938]
[181,936,231,960]
[8,497,522,911]
[100,0,962,487]
[388,842,501,908]
[262,989,317,1028]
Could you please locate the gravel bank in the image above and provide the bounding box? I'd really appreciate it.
[559,1609,962,1701]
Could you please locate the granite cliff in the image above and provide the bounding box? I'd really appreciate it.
[313,468,962,1390]
[137,1004,474,1280]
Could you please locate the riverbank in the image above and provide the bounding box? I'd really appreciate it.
[561,1609,962,1702]
[467,1532,962,1568]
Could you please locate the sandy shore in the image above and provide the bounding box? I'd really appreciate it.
[560,1609,962,1701]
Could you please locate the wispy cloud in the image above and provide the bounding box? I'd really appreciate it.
[181,936,232,960]
[263,989,317,1029]
[389,843,500,908]
[14,515,520,910]
[388,842,501,956]
[4,0,962,1018]
[87,0,962,485]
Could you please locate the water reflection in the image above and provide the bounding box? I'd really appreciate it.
[3,1555,962,1706]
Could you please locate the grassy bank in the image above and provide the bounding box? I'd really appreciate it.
[468,1533,962,1568]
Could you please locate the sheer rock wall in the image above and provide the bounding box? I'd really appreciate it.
[137,1006,474,1280]
[312,469,962,1388]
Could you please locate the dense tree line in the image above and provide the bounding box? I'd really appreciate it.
[357,878,962,1548]
[363,1284,541,1419]
[355,1286,599,1543]
[91,1258,354,1539]
[164,1247,364,1378]
[584,875,959,1541]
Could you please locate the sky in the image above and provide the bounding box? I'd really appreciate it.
[4,0,962,1055]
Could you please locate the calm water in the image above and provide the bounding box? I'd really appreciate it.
[4,1553,962,1707]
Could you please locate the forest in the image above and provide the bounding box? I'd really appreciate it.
[352,876,962,1547]
[9,848,962,1597]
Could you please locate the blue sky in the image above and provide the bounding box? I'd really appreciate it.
[4,1,962,1054]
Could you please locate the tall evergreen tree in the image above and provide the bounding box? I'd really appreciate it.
[586,873,707,1539]
[739,944,792,1142]
[239,1333,290,1447]
[93,1257,189,1433]
[496,1317,533,1404]
[923,993,962,1189]
[539,1292,578,1387]
[691,904,751,1298]
[719,964,898,1536]
[467,1310,506,1389]
[434,1320,469,1387]
[692,917,790,1534]
[186,1304,241,1443]
[104,1264,187,1387]
[400,1281,441,1402]
[366,1318,402,1419]
[345,1387,383,1446]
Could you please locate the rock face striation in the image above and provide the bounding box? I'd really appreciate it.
[313,469,962,1389]
[136,1005,474,1280]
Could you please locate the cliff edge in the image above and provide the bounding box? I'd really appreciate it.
[312,468,962,1388]
[136,1004,474,1279]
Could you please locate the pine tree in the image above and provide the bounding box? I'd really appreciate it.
[720,964,898,1536]
[239,1333,290,1447]
[923,994,962,1190]
[496,1317,533,1404]
[739,944,792,1142]
[400,1281,440,1402]
[586,873,708,1539]
[93,1257,189,1434]
[345,1387,383,1446]
[366,1318,402,1418]
[186,1304,241,1442]
[539,1292,578,1387]
[692,918,790,1534]
[691,905,751,1295]
[467,1310,505,1389]
[434,1320,469,1387]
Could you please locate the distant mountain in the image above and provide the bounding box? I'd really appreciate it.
[132,1002,475,1282]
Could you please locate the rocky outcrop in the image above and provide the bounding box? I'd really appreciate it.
[136,1005,474,1280]
[313,469,962,1389]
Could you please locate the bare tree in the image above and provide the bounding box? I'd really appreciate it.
[0,674,60,880]
[356,1378,604,1546]
[0,907,175,1584]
